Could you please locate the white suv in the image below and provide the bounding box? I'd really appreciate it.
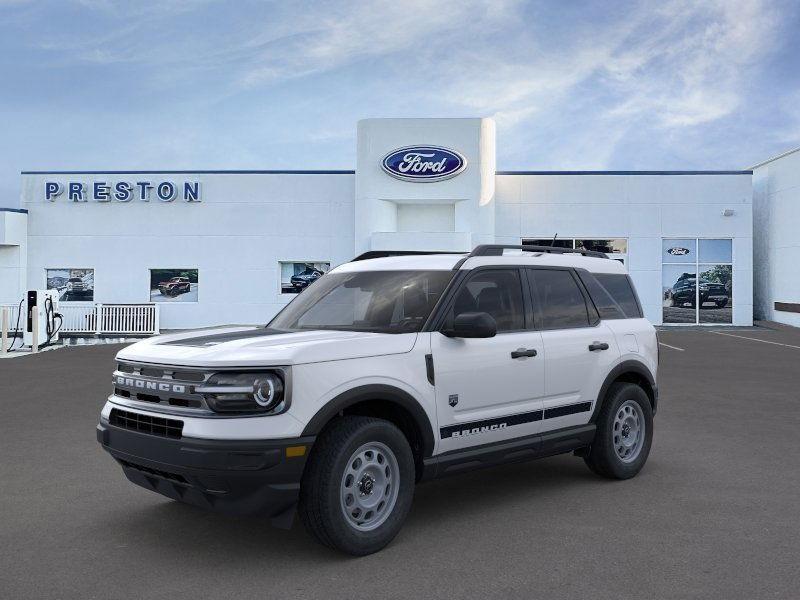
[97,245,658,555]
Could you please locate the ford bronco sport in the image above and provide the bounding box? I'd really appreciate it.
[158,276,191,297]
[98,245,658,555]
[668,274,729,308]
[290,266,324,290]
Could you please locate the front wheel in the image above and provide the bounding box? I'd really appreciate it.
[298,416,415,555]
[584,383,653,479]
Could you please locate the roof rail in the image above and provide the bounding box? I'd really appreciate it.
[350,250,463,262]
[452,244,608,269]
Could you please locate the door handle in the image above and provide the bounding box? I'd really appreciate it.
[511,348,538,359]
[588,342,610,351]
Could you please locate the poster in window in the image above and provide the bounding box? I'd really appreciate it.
[280,262,330,294]
[662,265,697,324]
[150,269,199,302]
[698,265,732,324]
[46,268,94,302]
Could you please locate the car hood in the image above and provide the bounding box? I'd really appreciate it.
[115,327,419,368]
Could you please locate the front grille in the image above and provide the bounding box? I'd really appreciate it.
[118,459,188,483]
[109,408,183,439]
[113,361,212,413]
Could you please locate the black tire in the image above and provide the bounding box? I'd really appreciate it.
[298,416,415,556]
[584,382,653,479]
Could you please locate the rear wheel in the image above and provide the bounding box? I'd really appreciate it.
[584,383,653,479]
[298,416,415,555]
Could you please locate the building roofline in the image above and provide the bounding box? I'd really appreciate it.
[748,146,800,170]
[0,207,27,214]
[21,169,753,176]
[496,170,752,176]
[20,169,356,175]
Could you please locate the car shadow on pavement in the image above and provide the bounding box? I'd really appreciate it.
[92,453,610,562]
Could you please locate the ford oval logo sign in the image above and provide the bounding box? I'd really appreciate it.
[667,247,691,256]
[381,145,467,182]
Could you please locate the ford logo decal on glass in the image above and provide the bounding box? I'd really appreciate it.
[381,145,467,182]
[667,247,691,256]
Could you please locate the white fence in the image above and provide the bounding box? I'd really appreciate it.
[0,302,159,335]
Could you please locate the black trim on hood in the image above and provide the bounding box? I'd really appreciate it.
[159,328,287,347]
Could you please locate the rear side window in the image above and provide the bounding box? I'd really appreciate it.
[579,272,642,319]
[529,269,590,329]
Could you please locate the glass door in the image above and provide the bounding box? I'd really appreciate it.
[662,239,733,325]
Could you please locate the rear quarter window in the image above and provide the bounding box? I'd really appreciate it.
[579,272,643,319]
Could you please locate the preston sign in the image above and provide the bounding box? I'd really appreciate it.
[44,180,201,202]
[381,145,467,182]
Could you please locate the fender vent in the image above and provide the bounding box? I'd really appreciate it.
[109,408,183,439]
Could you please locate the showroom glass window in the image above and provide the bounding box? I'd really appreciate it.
[662,239,732,325]
[522,238,628,266]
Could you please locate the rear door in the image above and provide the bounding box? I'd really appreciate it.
[431,267,545,452]
[527,268,619,432]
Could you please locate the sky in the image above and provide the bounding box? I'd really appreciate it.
[1,0,799,208]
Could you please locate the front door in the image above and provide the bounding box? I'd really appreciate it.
[431,268,545,452]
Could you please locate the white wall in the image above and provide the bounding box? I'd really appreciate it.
[753,149,800,327]
[0,210,28,304]
[495,173,753,325]
[18,118,756,330]
[21,173,355,329]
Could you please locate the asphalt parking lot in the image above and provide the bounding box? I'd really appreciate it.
[2,325,799,599]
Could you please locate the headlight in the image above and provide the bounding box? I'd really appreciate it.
[197,372,286,414]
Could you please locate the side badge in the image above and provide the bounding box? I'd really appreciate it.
[448,394,459,407]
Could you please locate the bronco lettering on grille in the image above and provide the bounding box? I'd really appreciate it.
[115,376,186,394]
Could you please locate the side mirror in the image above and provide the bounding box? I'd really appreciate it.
[443,312,497,338]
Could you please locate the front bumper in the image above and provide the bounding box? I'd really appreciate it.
[97,422,315,528]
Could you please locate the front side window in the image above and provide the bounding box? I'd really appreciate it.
[529,269,590,329]
[446,269,525,332]
[269,270,454,334]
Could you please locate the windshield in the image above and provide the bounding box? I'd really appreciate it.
[269,270,454,333]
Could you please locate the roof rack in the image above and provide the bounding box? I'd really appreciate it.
[350,250,463,262]
[470,244,608,258]
[451,244,609,270]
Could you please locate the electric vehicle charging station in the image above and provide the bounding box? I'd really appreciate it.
[23,289,62,349]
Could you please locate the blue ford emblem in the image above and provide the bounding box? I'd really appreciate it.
[381,145,467,182]
[667,247,691,256]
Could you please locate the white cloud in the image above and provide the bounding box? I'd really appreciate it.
[238,0,520,87]
[1,0,796,180]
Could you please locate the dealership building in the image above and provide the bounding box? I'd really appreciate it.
[4,116,791,333]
